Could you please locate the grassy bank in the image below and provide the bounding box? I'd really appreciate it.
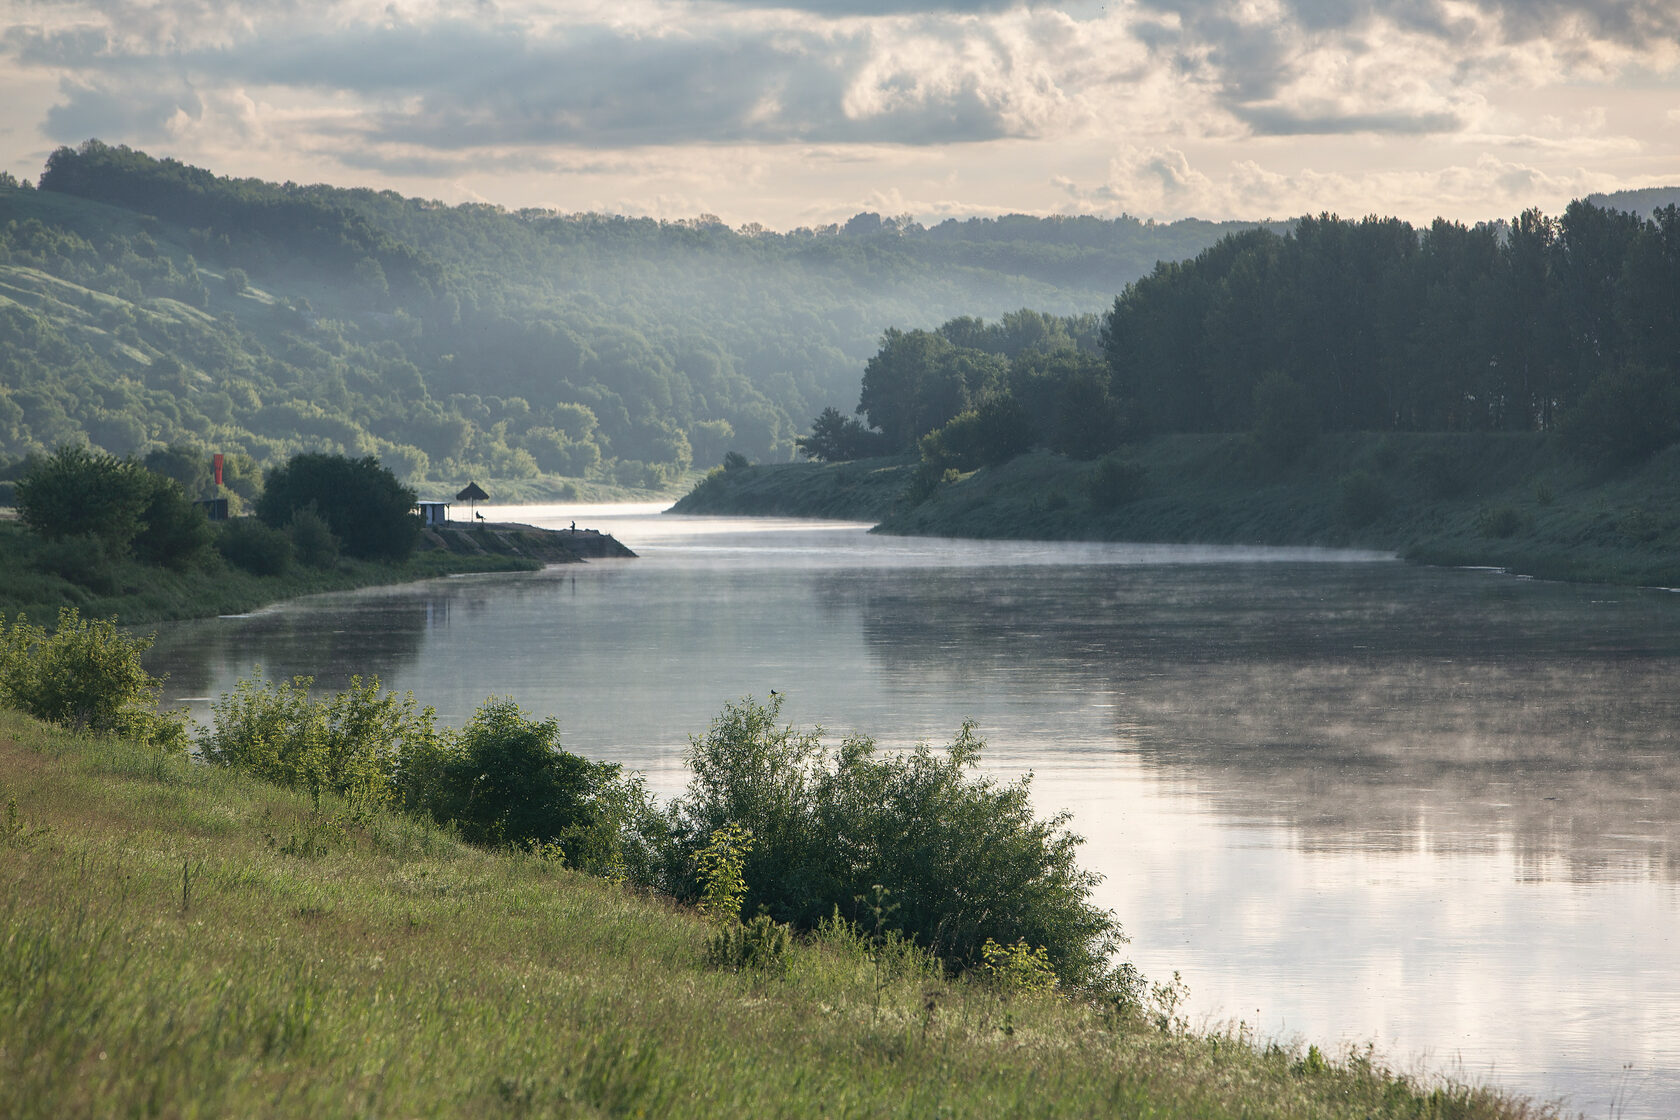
[671,455,916,520]
[0,709,1555,1119]
[0,518,541,626]
[675,434,1680,587]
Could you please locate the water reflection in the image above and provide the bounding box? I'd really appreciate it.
[832,563,1680,883]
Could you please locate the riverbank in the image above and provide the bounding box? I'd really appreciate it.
[673,433,1680,587]
[0,519,535,627]
[0,514,639,627]
[0,707,1548,1119]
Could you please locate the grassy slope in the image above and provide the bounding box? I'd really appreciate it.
[0,710,1553,1119]
[671,456,917,520]
[0,520,541,626]
[674,434,1680,587]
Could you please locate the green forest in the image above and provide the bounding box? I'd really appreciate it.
[0,140,1270,498]
[840,204,1680,473]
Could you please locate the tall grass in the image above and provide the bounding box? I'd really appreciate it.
[0,709,1560,1119]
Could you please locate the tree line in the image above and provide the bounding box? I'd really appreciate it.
[819,203,1680,472]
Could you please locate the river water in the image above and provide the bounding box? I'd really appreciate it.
[145,504,1680,1118]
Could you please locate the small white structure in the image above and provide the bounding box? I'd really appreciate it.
[415,501,451,526]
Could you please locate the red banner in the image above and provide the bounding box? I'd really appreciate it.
[213,453,224,487]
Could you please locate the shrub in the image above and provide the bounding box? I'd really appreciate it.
[919,397,1032,472]
[722,451,750,471]
[708,914,792,975]
[0,608,185,750]
[286,504,340,568]
[1476,504,1530,539]
[258,453,419,561]
[31,533,121,593]
[1087,454,1147,510]
[667,696,1126,992]
[132,473,214,570]
[1562,363,1680,468]
[430,697,643,872]
[215,517,293,575]
[1413,447,1469,500]
[1336,470,1391,527]
[197,671,441,808]
[979,938,1059,994]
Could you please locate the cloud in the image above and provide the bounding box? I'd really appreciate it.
[1063,147,1624,222]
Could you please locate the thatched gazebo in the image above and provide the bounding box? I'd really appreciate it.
[455,481,488,522]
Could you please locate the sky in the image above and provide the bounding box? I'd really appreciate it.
[1,0,1677,230]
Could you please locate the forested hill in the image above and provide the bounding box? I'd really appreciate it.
[0,139,1273,494]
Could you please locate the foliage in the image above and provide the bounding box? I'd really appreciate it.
[1561,364,1680,467]
[257,453,419,561]
[132,472,214,570]
[979,938,1059,994]
[1250,371,1316,465]
[0,607,184,749]
[197,671,440,808]
[285,504,340,568]
[696,823,754,925]
[1103,206,1680,452]
[15,445,151,553]
[795,407,891,462]
[427,696,643,873]
[668,695,1126,991]
[1476,504,1530,539]
[1087,454,1147,510]
[920,396,1034,472]
[708,913,793,975]
[215,517,293,575]
[722,450,750,471]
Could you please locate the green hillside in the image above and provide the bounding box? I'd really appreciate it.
[0,140,1271,499]
[0,705,1545,1119]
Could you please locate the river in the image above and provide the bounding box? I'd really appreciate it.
[145,503,1680,1119]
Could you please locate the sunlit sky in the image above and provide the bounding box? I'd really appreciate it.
[2,0,1676,229]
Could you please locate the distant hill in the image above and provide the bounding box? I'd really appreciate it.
[1586,186,1680,217]
[0,140,1279,493]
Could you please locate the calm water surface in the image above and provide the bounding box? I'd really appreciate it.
[147,504,1680,1119]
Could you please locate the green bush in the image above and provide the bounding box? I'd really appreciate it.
[132,473,214,570]
[215,517,293,575]
[0,608,184,750]
[708,913,793,975]
[1562,363,1680,468]
[1087,454,1147,510]
[30,533,121,593]
[257,453,419,561]
[920,397,1033,472]
[197,671,441,809]
[1476,504,1530,539]
[285,504,340,568]
[15,445,151,552]
[1336,469,1391,527]
[665,696,1126,993]
[430,697,646,873]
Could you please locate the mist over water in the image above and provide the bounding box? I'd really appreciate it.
[147,504,1680,1118]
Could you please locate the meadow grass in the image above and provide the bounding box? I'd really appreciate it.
[0,709,1560,1118]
